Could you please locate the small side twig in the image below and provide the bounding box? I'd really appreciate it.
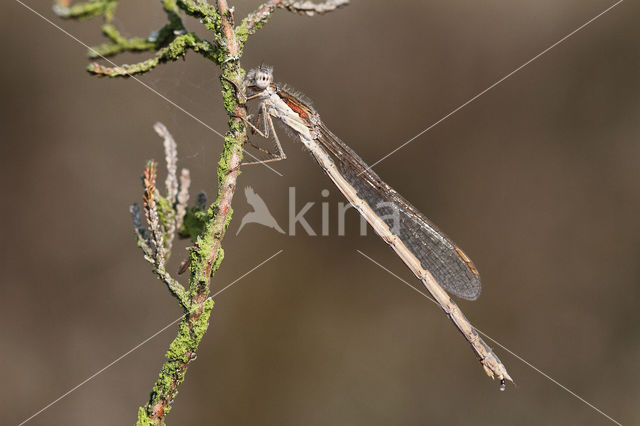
[280,0,349,16]
[53,0,116,20]
[87,33,217,77]
[88,24,156,58]
[236,0,348,42]
[132,170,189,309]
[236,0,283,38]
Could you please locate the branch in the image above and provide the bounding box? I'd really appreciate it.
[137,1,247,421]
[87,33,217,77]
[56,0,349,423]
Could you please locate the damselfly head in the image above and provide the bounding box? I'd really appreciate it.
[245,65,274,91]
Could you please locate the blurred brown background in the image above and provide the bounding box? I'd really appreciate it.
[2,0,639,425]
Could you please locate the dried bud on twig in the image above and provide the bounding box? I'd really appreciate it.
[196,190,207,208]
[154,122,179,255]
[142,161,166,267]
[176,168,191,231]
[154,122,179,204]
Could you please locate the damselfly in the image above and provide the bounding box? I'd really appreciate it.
[238,65,512,389]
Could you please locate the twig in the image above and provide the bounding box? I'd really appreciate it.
[53,0,116,20]
[236,0,283,39]
[133,166,189,309]
[88,24,156,58]
[280,0,349,16]
[87,33,217,77]
[236,0,348,43]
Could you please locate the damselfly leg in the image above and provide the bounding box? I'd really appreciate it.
[239,104,287,166]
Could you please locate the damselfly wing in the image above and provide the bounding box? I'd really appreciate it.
[276,87,481,300]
